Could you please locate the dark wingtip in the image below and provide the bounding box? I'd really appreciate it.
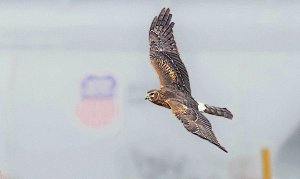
[221,147,228,153]
[161,7,169,11]
[212,141,228,153]
[159,8,166,17]
[223,108,233,119]
[226,111,234,120]
[150,16,158,30]
[209,138,228,153]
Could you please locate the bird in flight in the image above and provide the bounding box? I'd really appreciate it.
[145,8,233,153]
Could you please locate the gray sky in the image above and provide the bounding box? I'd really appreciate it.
[0,1,299,178]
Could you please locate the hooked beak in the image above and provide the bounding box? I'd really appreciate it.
[145,95,149,100]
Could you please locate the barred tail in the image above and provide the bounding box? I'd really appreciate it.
[203,104,233,119]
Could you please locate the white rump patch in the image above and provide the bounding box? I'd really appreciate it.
[197,101,206,112]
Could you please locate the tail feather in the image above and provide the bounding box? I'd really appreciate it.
[203,104,233,119]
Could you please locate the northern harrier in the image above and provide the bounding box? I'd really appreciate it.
[145,8,233,153]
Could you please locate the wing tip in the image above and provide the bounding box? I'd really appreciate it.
[211,140,228,153]
[222,108,233,119]
[160,7,170,13]
[220,146,228,153]
[150,16,158,30]
[150,7,174,32]
[157,7,173,26]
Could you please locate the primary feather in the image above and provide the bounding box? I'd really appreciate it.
[149,8,191,94]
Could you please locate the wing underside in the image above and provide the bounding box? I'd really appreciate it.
[167,99,228,153]
[149,8,191,94]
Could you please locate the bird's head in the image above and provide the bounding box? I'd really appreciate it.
[145,89,160,103]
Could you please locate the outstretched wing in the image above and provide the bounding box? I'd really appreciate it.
[149,8,191,94]
[166,99,228,153]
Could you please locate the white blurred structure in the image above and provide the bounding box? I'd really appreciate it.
[0,1,300,178]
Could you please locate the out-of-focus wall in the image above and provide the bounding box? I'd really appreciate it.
[0,1,300,178]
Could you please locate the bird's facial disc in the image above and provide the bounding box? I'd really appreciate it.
[145,91,159,102]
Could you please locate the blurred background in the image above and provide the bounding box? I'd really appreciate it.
[0,0,300,178]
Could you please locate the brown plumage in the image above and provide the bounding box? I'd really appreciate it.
[145,8,233,153]
[149,8,191,94]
